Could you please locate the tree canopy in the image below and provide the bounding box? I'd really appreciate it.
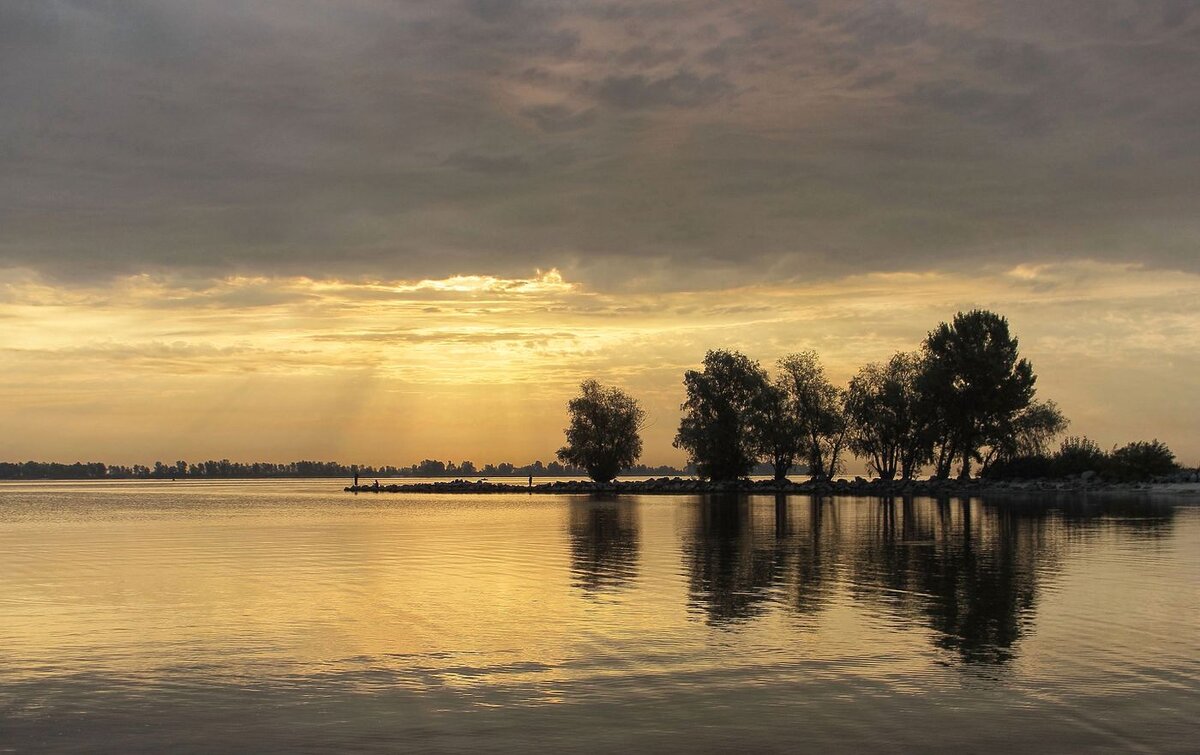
[982,400,1068,472]
[920,310,1037,479]
[748,380,804,481]
[557,379,646,483]
[675,350,770,481]
[845,351,931,481]
[776,351,847,481]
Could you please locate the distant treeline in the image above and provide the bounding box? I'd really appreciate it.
[0,458,693,481]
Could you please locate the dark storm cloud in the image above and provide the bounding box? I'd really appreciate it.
[1,0,1197,288]
[589,70,737,110]
[824,1,941,51]
[901,80,1048,135]
[520,104,597,133]
[615,44,687,68]
[848,70,897,90]
[972,39,1056,84]
[444,151,532,176]
[465,0,529,23]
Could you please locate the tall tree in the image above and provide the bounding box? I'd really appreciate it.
[776,351,847,481]
[845,352,932,480]
[675,350,771,481]
[557,380,646,483]
[750,381,804,481]
[919,310,1037,479]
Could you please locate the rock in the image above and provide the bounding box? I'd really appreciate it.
[1080,470,1097,483]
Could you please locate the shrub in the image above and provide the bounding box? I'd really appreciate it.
[982,454,1053,479]
[1107,440,1178,482]
[1052,436,1107,477]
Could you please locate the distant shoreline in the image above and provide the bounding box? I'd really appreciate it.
[346,475,1200,497]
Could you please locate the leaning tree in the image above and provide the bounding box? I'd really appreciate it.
[557,379,646,483]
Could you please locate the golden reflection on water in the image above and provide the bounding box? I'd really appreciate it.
[0,482,1196,751]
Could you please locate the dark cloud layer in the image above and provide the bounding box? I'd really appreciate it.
[1,0,1197,288]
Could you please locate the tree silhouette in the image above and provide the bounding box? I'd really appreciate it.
[750,381,804,481]
[845,351,932,480]
[1054,436,1106,476]
[1109,439,1178,481]
[567,499,639,594]
[776,351,848,481]
[920,310,1036,479]
[981,400,1068,473]
[675,350,770,481]
[557,379,646,483]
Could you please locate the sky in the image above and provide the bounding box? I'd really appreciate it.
[1,0,1198,467]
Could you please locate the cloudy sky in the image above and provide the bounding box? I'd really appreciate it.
[2,0,1198,467]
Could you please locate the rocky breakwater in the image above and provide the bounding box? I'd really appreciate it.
[346,470,1200,497]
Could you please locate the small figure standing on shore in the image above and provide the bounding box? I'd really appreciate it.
[528,474,533,490]
[373,479,379,491]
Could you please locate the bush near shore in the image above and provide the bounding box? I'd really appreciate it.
[984,437,1187,482]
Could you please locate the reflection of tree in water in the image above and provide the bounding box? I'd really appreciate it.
[1056,498,1178,542]
[683,495,789,626]
[779,495,839,621]
[848,497,1177,665]
[934,504,1049,664]
[681,494,1177,664]
[567,498,639,594]
[846,498,1052,665]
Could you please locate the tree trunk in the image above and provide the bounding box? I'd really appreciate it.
[808,439,826,482]
[773,455,790,482]
[958,449,972,480]
[934,443,954,479]
[881,447,898,481]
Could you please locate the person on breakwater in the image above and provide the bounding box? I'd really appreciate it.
[528,474,533,490]
[373,479,379,491]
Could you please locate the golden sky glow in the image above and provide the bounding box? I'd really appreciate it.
[2,2,1197,469]
[3,261,1197,468]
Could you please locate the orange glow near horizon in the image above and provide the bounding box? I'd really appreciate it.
[2,262,1198,468]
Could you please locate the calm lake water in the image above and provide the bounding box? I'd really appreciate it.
[1,480,1197,753]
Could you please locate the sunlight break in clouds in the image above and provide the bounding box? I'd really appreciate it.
[1,1,1196,468]
[2,263,1197,467]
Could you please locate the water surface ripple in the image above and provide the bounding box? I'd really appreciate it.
[1,481,1197,752]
